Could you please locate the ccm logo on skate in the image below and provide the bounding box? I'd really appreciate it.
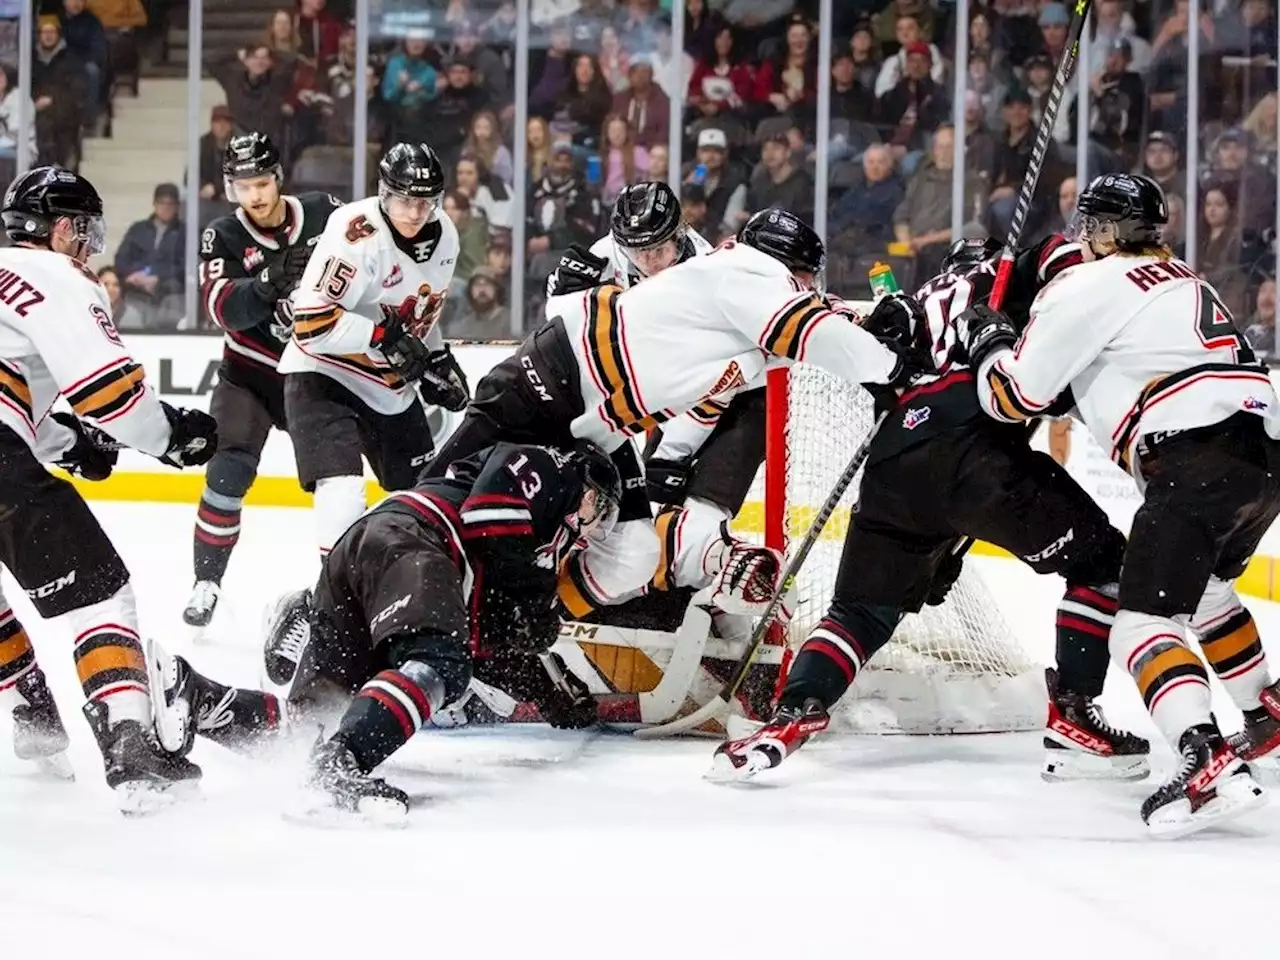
[1190,748,1235,792]
[521,356,552,402]
[371,593,412,629]
[1049,717,1111,754]
[26,570,76,599]
[1025,528,1074,563]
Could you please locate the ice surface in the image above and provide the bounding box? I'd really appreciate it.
[1,503,1278,960]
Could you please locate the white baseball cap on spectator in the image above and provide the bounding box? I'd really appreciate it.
[697,128,728,151]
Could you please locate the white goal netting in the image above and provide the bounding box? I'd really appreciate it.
[756,360,1046,734]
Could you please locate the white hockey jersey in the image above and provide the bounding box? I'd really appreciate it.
[0,247,171,460]
[280,195,460,414]
[976,252,1280,477]
[550,240,899,453]
[588,227,715,290]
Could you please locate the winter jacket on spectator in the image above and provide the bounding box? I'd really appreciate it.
[688,59,757,112]
[829,171,905,244]
[611,75,669,148]
[87,0,147,29]
[197,129,231,197]
[745,162,814,223]
[530,51,572,119]
[32,37,87,166]
[115,213,185,287]
[452,206,490,285]
[894,157,954,239]
[420,81,488,165]
[698,162,748,239]
[527,169,601,251]
[873,43,945,98]
[380,52,438,110]
[0,88,37,163]
[878,75,948,152]
[59,7,108,74]
[297,8,342,65]
[211,53,293,147]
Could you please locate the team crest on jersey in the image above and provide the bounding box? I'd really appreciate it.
[243,247,265,272]
[903,406,931,430]
[706,360,745,399]
[1244,397,1269,412]
[383,264,404,288]
[91,303,123,347]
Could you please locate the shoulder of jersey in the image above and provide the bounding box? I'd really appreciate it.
[325,195,386,246]
[688,229,715,255]
[296,190,346,216]
[723,241,789,278]
[10,247,105,292]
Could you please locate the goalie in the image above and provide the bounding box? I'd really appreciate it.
[147,442,621,821]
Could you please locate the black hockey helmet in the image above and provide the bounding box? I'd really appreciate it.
[1074,173,1168,249]
[379,142,446,200]
[2,165,105,254]
[738,208,826,295]
[222,132,284,200]
[567,440,622,542]
[612,182,684,250]
[941,236,1002,274]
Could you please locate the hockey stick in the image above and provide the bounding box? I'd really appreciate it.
[633,411,889,739]
[949,0,1092,560]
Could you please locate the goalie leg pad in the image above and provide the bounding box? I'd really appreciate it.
[1192,576,1272,712]
[780,603,898,710]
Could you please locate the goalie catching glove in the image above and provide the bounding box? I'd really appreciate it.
[546,243,611,297]
[704,528,795,624]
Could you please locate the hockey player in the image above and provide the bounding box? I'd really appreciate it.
[714,231,1150,784]
[964,173,1280,837]
[280,142,471,557]
[423,208,914,634]
[148,441,621,819]
[0,166,216,810]
[183,132,343,627]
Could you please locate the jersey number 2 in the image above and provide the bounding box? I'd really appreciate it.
[1196,285,1256,363]
[314,256,357,301]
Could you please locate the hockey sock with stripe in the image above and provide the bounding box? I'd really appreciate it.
[1111,609,1212,749]
[193,490,243,584]
[334,669,437,772]
[1055,584,1117,698]
[0,603,37,711]
[1199,607,1272,711]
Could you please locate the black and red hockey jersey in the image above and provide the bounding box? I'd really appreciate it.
[373,443,592,655]
[199,191,341,382]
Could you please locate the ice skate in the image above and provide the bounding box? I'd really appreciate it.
[708,697,829,782]
[1141,723,1266,839]
[83,700,202,815]
[262,588,313,690]
[1226,680,1280,762]
[145,638,199,756]
[304,738,409,824]
[182,580,220,629]
[1042,668,1150,782]
[11,671,73,780]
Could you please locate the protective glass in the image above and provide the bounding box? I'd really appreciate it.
[224,167,283,204]
[379,182,438,229]
[618,237,680,278]
[73,214,106,255]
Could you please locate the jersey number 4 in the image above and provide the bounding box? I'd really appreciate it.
[1196,284,1256,363]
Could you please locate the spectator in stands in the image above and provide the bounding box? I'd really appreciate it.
[1087,38,1145,169]
[455,154,513,229]
[1022,54,1057,133]
[114,183,185,328]
[0,65,37,166]
[969,10,1011,85]
[526,138,602,259]
[968,50,1008,134]
[598,25,631,94]
[1148,0,1215,139]
[1245,92,1278,159]
[1197,183,1248,318]
[529,23,573,119]
[830,50,872,124]
[449,268,510,340]
[990,0,1044,66]
[97,266,145,330]
[195,104,235,225]
[647,141,670,182]
[482,0,517,45]
[757,14,817,126]
[264,9,301,69]
[745,130,813,223]
[1037,3,1070,63]
[464,110,513,188]
[315,24,368,147]
[527,115,551,184]
[684,0,728,64]
[687,26,758,141]
[296,0,341,67]
[685,127,746,240]
[1165,193,1187,257]
[1243,276,1276,360]
[599,113,649,205]
[611,59,668,150]
[59,0,107,129]
[212,44,292,149]
[486,227,512,281]
[987,87,1036,237]
[849,18,882,94]
[1219,0,1277,62]
[1207,127,1277,236]
[962,89,996,183]
[894,125,962,279]
[559,54,613,148]
[617,0,659,50]
[32,16,87,169]
[451,20,510,118]
[717,0,797,54]
[681,183,709,236]
[1042,175,1077,236]
[443,188,487,304]
[829,143,904,253]
[873,14,943,98]
[1090,0,1151,73]
[380,33,439,143]
[1142,131,1184,200]
[878,40,948,168]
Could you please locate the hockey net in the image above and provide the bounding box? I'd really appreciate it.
[757,360,1045,735]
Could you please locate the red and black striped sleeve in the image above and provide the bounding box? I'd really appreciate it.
[200,220,276,332]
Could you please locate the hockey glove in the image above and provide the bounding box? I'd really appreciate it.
[51,411,118,481]
[537,652,599,729]
[707,532,795,624]
[925,550,964,607]
[253,243,314,302]
[158,402,218,468]
[418,344,470,412]
[547,243,610,298]
[959,304,1018,371]
[373,311,433,384]
[859,291,925,354]
[269,297,295,343]
[645,456,693,506]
